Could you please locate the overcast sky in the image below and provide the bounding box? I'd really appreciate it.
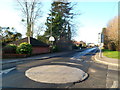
[0,0,118,44]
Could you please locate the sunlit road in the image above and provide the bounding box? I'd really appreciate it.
[2,47,119,88]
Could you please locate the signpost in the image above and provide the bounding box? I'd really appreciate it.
[49,36,55,52]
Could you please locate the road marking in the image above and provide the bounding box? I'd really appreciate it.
[0,67,16,75]
[111,81,118,88]
[70,48,97,61]
[51,62,83,66]
[85,61,93,63]
[70,57,83,61]
[76,58,83,61]
[106,65,118,88]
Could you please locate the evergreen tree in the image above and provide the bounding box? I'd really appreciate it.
[45,1,74,44]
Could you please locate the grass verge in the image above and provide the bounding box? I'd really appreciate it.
[102,49,120,59]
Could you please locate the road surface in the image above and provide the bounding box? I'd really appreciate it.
[1,47,119,88]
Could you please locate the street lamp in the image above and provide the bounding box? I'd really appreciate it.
[98,33,104,58]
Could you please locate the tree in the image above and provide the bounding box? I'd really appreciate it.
[43,1,78,51]
[44,0,75,44]
[0,27,22,44]
[102,16,119,51]
[102,28,109,49]
[17,0,42,37]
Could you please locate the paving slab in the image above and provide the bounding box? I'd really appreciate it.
[25,65,88,84]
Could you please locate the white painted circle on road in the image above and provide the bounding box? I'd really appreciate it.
[25,65,88,84]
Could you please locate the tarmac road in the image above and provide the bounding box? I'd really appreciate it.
[2,47,119,88]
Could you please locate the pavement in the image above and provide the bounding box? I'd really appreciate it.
[1,48,87,64]
[93,51,119,67]
[93,50,119,88]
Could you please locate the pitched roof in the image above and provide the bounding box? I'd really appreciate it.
[8,37,49,47]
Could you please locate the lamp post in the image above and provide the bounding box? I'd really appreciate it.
[98,33,102,58]
[98,33,104,58]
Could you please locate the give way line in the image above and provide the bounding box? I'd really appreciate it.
[0,67,16,75]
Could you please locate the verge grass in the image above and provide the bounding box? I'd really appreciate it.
[102,49,120,59]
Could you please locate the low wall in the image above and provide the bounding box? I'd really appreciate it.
[32,47,50,55]
[2,54,30,59]
[2,47,50,59]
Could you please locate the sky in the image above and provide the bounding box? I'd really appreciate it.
[0,0,118,44]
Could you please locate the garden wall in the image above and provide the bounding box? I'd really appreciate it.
[2,54,29,59]
[32,47,50,54]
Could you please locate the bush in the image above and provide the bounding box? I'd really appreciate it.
[52,45,59,52]
[16,42,32,54]
[72,45,79,49]
[108,42,116,51]
[2,44,17,54]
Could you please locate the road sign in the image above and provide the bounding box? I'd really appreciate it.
[101,34,104,43]
[98,33,104,43]
[49,36,55,41]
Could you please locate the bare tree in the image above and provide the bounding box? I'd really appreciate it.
[103,16,119,51]
[17,0,42,37]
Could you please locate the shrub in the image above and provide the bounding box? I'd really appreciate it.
[2,44,17,54]
[16,42,32,54]
[52,45,59,52]
[72,45,79,49]
[108,42,116,51]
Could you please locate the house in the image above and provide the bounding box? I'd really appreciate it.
[79,41,86,47]
[8,37,50,54]
[87,43,95,47]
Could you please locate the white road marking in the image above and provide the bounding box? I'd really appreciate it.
[70,48,97,62]
[76,58,83,61]
[70,57,83,61]
[0,67,16,75]
[111,81,118,88]
[51,62,83,66]
[106,65,118,88]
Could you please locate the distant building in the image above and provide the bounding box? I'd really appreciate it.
[72,41,81,46]
[87,43,95,47]
[79,41,86,47]
[8,37,50,54]
[72,41,86,47]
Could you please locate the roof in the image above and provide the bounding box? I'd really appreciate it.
[8,37,49,47]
